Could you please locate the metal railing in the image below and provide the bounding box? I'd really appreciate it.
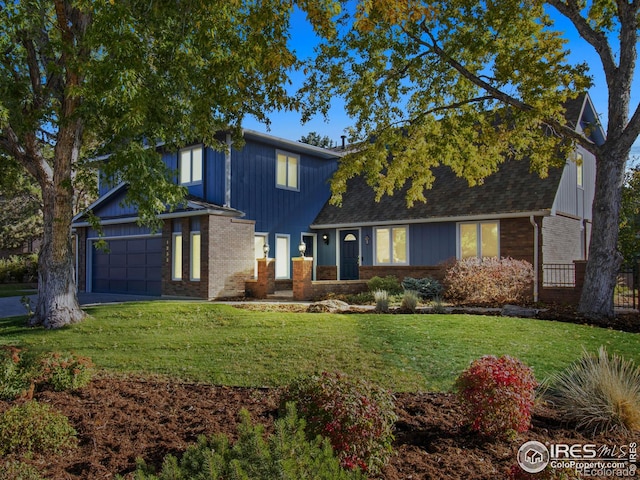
[542,264,576,287]
[615,268,638,310]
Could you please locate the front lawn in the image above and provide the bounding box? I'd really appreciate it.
[1,302,637,391]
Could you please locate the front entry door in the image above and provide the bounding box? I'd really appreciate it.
[340,230,359,280]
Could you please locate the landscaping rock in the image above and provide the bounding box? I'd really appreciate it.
[307,299,351,313]
[501,304,538,318]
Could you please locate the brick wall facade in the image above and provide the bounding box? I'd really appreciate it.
[541,214,585,264]
[359,265,447,282]
[162,214,255,299]
[317,265,337,280]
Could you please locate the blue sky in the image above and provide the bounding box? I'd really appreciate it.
[243,6,640,156]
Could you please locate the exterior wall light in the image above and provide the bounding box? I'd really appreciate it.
[298,241,307,257]
[322,233,329,245]
[263,243,270,258]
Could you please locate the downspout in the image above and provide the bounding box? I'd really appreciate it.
[529,216,539,303]
[225,133,232,208]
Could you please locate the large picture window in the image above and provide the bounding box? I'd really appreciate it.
[276,151,299,191]
[179,146,203,185]
[375,226,407,265]
[459,221,499,259]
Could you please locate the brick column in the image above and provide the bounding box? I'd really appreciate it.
[254,258,275,299]
[293,257,314,301]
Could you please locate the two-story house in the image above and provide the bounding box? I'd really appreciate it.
[72,131,341,298]
[73,94,603,301]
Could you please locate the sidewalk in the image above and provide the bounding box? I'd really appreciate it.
[0,292,162,319]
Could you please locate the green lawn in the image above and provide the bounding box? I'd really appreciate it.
[1,302,637,392]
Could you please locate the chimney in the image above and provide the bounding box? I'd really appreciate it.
[341,135,347,149]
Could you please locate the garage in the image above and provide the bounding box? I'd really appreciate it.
[91,237,163,296]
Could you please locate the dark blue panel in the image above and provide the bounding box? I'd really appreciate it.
[409,223,457,265]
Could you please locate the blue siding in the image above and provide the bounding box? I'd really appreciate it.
[410,223,456,265]
[317,229,337,266]
[92,189,138,218]
[231,139,337,268]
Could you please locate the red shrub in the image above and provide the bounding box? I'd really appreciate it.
[455,355,537,438]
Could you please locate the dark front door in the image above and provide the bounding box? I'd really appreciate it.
[340,230,359,280]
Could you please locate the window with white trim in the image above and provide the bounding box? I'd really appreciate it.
[275,235,290,279]
[459,221,499,259]
[276,151,299,191]
[172,233,183,280]
[576,152,584,188]
[375,226,408,265]
[190,231,201,281]
[179,146,203,185]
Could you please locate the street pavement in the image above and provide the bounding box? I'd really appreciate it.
[0,292,162,319]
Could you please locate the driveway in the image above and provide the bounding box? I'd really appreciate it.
[0,292,162,319]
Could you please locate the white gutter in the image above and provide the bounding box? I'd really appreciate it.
[529,215,539,303]
[312,210,551,230]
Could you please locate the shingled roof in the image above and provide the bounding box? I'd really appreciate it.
[312,95,593,228]
[311,159,565,227]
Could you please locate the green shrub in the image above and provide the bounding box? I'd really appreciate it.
[455,355,537,439]
[444,257,533,304]
[367,275,403,295]
[0,254,38,284]
[130,404,365,480]
[281,371,397,474]
[0,401,77,456]
[344,291,374,305]
[373,289,389,313]
[400,290,420,312]
[0,346,38,400]
[401,276,443,300]
[0,460,44,480]
[39,352,95,391]
[543,347,640,434]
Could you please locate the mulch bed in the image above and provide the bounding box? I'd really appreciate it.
[1,377,634,479]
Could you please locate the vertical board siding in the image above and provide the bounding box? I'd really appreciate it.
[553,146,595,220]
[410,223,456,265]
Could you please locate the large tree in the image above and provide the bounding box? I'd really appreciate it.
[0,0,339,328]
[302,0,637,318]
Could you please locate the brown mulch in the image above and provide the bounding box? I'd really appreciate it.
[1,377,634,480]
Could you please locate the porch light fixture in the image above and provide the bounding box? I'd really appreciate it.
[263,243,270,258]
[365,235,370,245]
[322,233,329,245]
[298,241,307,257]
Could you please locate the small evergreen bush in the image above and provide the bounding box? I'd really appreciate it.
[130,404,365,480]
[400,290,420,312]
[367,275,403,295]
[39,352,95,391]
[544,347,640,434]
[443,257,533,304]
[455,355,537,439]
[281,370,397,474]
[0,460,44,480]
[373,289,389,313]
[401,276,443,300]
[0,401,77,456]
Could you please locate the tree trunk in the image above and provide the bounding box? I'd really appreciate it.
[578,147,627,319]
[28,171,85,329]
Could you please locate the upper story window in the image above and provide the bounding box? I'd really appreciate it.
[180,146,203,185]
[375,226,408,265]
[276,150,299,191]
[576,152,584,188]
[459,221,499,259]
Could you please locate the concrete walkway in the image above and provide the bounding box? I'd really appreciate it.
[0,292,164,319]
